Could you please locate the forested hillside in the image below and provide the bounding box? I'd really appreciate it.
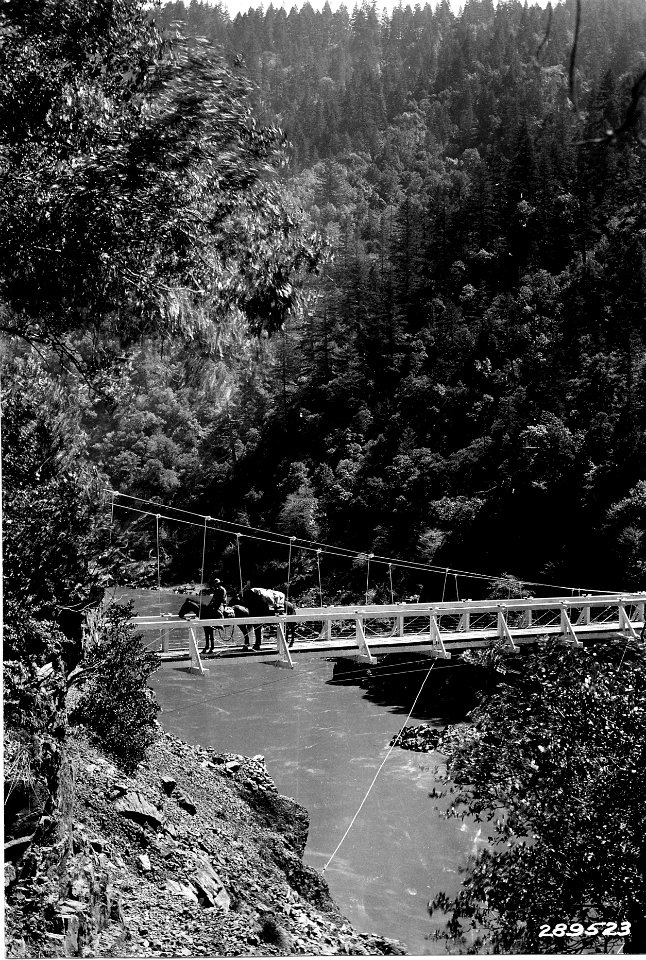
[114,0,646,600]
[8,0,646,603]
[4,3,646,954]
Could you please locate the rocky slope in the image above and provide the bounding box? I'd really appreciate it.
[4,726,406,957]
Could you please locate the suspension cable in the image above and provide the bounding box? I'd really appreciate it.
[322,659,436,872]
[438,566,449,626]
[236,533,244,595]
[317,549,323,607]
[198,516,209,619]
[365,553,373,604]
[286,536,295,604]
[155,513,162,617]
[109,494,621,596]
[388,563,394,604]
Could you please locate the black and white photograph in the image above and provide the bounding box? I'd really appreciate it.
[3,0,646,955]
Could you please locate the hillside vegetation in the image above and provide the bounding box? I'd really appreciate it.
[3,0,646,955]
[102,0,646,599]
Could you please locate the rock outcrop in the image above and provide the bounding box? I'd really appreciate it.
[390,723,441,753]
[5,729,406,957]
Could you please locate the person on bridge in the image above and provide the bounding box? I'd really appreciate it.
[211,579,228,617]
[178,580,228,655]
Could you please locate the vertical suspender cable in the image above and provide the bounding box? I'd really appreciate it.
[388,563,394,604]
[109,491,115,543]
[365,553,373,605]
[438,566,449,629]
[441,567,449,603]
[236,533,244,595]
[454,574,460,601]
[156,513,162,617]
[286,536,295,603]
[198,516,209,618]
[317,549,323,607]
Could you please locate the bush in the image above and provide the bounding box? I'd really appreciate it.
[70,602,160,772]
[430,641,646,953]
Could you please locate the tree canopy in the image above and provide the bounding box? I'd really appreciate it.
[0,0,322,374]
[3,0,646,951]
[429,641,646,954]
[131,0,646,599]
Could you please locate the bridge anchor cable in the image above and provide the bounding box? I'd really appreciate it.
[322,660,436,873]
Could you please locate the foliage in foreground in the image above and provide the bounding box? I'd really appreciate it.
[3,612,69,828]
[0,0,322,376]
[430,641,646,954]
[1,354,113,625]
[70,603,160,773]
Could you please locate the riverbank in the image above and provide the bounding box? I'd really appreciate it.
[4,724,406,957]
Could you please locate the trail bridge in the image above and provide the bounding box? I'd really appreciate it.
[133,592,646,675]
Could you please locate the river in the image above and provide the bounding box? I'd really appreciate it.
[122,589,481,955]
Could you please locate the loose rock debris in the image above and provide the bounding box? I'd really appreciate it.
[5,728,406,957]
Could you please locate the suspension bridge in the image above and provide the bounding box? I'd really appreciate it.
[107,490,646,675]
[133,592,646,676]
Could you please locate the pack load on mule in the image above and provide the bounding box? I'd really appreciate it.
[179,585,297,653]
[231,587,297,651]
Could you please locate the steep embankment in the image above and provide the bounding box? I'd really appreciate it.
[4,727,405,957]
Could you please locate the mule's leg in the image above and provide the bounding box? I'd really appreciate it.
[253,624,262,650]
[241,624,251,649]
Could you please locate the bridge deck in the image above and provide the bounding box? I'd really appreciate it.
[162,623,638,662]
[131,593,646,670]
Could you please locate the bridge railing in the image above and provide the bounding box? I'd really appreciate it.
[131,593,646,662]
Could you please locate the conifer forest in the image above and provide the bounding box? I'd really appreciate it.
[104,0,646,598]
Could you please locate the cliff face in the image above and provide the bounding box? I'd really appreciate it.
[4,727,406,957]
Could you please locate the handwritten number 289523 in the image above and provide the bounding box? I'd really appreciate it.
[539,922,630,938]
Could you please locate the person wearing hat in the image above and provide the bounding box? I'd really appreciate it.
[211,579,228,614]
[195,578,228,654]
